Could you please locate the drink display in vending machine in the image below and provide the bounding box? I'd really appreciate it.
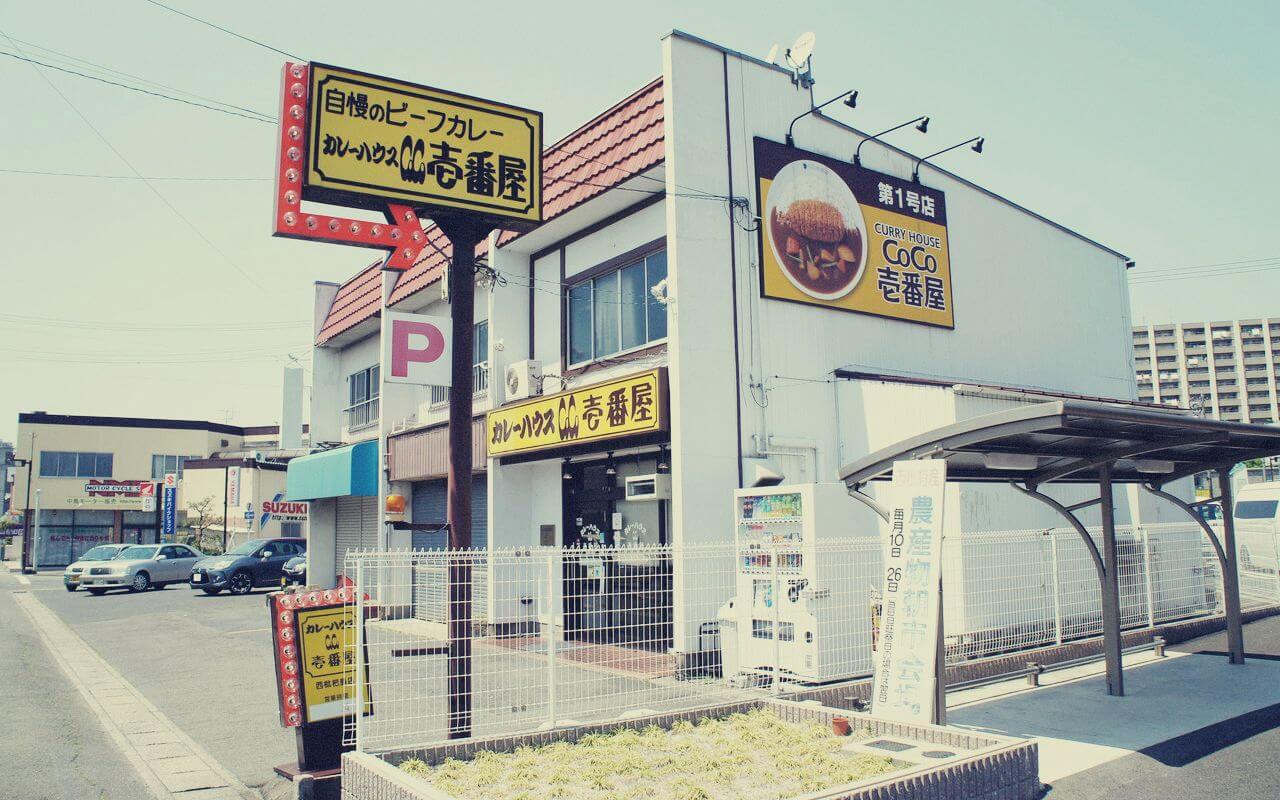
[719,483,880,686]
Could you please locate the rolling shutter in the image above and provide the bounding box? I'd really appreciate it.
[410,476,487,550]
[335,495,378,576]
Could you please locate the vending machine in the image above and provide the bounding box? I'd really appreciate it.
[720,483,880,685]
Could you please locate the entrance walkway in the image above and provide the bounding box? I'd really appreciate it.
[948,620,1280,793]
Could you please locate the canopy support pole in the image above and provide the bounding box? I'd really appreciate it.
[1140,479,1243,665]
[1010,478,1123,696]
[1097,464,1124,696]
[1217,468,1246,664]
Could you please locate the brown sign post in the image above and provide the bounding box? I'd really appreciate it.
[270,61,541,749]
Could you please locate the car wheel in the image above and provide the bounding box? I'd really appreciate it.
[228,572,253,595]
[130,572,151,592]
[87,588,107,596]
[65,584,78,592]
[201,588,223,596]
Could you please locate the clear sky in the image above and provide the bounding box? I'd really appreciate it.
[1,0,1277,443]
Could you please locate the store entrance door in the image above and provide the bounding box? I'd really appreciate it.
[563,462,614,642]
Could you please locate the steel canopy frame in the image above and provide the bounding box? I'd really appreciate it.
[840,399,1280,703]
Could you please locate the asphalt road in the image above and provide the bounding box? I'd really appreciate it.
[1045,616,1280,798]
[0,569,153,800]
[17,570,295,795]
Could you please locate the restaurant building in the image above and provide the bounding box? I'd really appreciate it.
[293,31,1190,658]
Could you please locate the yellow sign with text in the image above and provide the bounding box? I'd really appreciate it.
[487,369,668,457]
[755,137,954,328]
[296,605,368,723]
[306,63,542,225]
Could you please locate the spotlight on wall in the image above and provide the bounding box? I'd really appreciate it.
[785,88,858,147]
[562,459,573,481]
[853,116,929,167]
[657,446,670,474]
[604,453,617,477]
[912,136,984,183]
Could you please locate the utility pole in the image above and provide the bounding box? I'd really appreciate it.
[20,432,35,573]
[223,466,230,554]
[436,215,485,741]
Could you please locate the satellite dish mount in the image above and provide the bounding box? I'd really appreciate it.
[786,31,817,91]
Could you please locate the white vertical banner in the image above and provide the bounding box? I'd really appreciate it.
[227,466,241,507]
[871,459,946,723]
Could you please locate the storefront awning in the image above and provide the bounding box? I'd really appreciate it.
[286,440,378,501]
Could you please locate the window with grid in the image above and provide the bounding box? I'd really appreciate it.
[39,451,113,478]
[151,454,197,479]
[567,249,667,366]
[347,365,380,430]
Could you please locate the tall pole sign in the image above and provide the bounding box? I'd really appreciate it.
[872,459,947,725]
[161,473,178,541]
[269,61,542,744]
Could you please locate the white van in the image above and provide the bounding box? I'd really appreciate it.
[1232,481,1280,570]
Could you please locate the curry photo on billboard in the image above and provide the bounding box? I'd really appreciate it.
[753,137,954,329]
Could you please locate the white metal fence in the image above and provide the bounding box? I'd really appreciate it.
[340,522,1280,752]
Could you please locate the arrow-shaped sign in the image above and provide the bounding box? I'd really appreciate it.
[271,62,430,271]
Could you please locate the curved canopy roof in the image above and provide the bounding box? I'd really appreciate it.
[839,400,1280,487]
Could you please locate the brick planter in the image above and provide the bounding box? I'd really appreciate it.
[340,699,1038,800]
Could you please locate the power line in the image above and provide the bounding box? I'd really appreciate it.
[0,29,274,296]
[2,35,278,120]
[0,313,308,332]
[0,50,275,123]
[1130,261,1280,286]
[0,167,270,181]
[141,0,303,61]
[1130,255,1280,276]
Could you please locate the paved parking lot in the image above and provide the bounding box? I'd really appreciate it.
[21,571,294,793]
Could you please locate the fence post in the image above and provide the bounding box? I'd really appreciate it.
[545,552,558,728]
[772,542,782,696]
[1141,528,1157,629]
[1048,530,1063,646]
[353,556,364,751]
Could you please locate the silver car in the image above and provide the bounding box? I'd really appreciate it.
[63,544,132,592]
[80,544,204,595]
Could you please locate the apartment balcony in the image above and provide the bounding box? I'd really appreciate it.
[345,397,380,433]
[421,362,492,425]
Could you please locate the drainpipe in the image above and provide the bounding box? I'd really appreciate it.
[754,436,820,483]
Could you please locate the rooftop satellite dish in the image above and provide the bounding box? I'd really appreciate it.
[789,31,816,67]
[764,43,780,64]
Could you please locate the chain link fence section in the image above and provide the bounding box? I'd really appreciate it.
[339,522,1278,751]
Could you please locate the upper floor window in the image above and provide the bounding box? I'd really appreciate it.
[567,249,667,366]
[40,451,112,478]
[347,365,380,431]
[151,454,197,479]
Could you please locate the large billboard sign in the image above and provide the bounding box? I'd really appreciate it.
[754,138,954,328]
[306,64,542,224]
[272,62,543,271]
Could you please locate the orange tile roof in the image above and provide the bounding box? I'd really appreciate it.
[316,78,664,345]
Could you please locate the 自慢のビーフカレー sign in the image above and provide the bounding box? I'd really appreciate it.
[754,137,953,328]
[305,63,543,226]
[487,369,668,457]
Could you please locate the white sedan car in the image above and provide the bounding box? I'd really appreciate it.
[80,544,204,595]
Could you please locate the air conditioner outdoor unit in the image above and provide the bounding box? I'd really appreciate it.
[505,359,543,402]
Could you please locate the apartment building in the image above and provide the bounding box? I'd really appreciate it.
[1133,319,1280,424]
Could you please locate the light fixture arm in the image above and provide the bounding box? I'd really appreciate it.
[912,136,983,182]
[853,116,928,167]
[786,89,856,147]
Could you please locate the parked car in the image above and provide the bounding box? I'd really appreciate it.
[281,555,307,588]
[80,544,205,595]
[63,544,132,592]
[1232,482,1280,569]
[189,537,306,595]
